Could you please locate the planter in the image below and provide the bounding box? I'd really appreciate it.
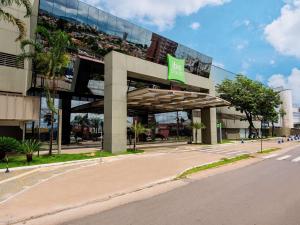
[0,151,6,161]
[26,153,33,162]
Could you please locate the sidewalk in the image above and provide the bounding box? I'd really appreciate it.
[0,140,299,224]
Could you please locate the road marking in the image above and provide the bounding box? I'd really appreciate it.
[225,150,247,155]
[263,154,279,159]
[276,155,291,161]
[292,156,300,162]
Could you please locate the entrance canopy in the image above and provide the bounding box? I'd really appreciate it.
[72,88,230,114]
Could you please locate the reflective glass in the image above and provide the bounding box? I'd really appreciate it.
[53,0,66,17]
[66,0,78,21]
[97,10,109,33]
[105,14,117,36]
[88,6,99,29]
[115,19,131,40]
[40,0,54,13]
[77,1,89,24]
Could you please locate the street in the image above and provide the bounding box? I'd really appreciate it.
[63,146,300,225]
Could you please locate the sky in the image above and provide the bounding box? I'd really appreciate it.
[83,0,300,105]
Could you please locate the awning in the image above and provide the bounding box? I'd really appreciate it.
[71,88,230,114]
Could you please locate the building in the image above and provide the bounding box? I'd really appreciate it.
[0,0,235,153]
[0,0,40,139]
[293,105,300,128]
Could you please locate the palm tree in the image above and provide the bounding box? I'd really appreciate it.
[131,122,147,151]
[0,0,32,41]
[191,122,206,144]
[72,114,90,139]
[90,117,102,136]
[19,26,71,155]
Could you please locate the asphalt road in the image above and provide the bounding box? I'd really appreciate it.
[63,146,300,225]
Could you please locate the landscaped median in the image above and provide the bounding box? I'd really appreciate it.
[0,149,144,170]
[176,154,253,179]
[257,147,281,154]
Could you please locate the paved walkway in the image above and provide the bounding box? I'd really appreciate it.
[0,140,299,224]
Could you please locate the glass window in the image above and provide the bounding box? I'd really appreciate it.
[115,19,132,40]
[53,0,66,17]
[105,14,117,36]
[77,1,89,25]
[40,0,54,13]
[97,10,108,33]
[65,0,78,21]
[88,6,99,29]
[143,30,152,47]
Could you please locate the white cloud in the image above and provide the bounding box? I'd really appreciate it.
[268,68,300,104]
[255,74,264,82]
[264,0,300,58]
[190,22,201,30]
[236,40,249,50]
[83,0,230,30]
[213,61,225,69]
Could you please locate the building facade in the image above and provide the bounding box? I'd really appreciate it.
[0,0,40,139]
[1,0,233,153]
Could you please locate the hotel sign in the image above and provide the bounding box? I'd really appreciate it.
[167,54,185,84]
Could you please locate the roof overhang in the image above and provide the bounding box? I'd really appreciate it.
[71,88,231,114]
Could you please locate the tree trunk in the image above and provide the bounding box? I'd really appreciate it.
[49,79,56,155]
[272,122,275,137]
[195,129,198,144]
[49,110,54,155]
[245,112,256,139]
[26,153,33,162]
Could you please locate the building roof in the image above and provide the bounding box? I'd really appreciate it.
[71,88,230,114]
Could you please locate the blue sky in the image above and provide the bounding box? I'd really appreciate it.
[84,0,300,104]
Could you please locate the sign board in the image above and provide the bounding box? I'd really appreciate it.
[167,54,185,83]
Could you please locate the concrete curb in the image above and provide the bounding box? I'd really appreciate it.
[0,157,104,173]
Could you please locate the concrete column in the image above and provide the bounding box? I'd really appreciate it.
[201,108,217,144]
[60,93,71,145]
[192,110,202,143]
[104,51,128,154]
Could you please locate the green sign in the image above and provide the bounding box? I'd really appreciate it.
[167,54,185,83]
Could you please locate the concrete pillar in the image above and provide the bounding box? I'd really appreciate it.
[192,110,202,143]
[60,93,71,145]
[104,51,127,154]
[201,108,217,144]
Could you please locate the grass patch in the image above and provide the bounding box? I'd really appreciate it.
[176,154,252,179]
[1,149,144,169]
[257,148,280,154]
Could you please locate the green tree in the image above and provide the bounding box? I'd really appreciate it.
[72,114,90,136]
[0,0,32,41]
[131,122,148,151]
[263,109,279,137]
[90,117,101,135]
[0,136,19,160]
[217,75,281,138]
[19,26,71,155]
[18,139,41,162]
[191,122,206,144]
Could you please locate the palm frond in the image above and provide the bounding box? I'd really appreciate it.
[18,0,32,16]
[0,8,26,40]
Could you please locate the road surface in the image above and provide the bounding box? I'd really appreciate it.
[63,146,300,225]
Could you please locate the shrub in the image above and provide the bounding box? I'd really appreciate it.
[18,139,41,162]
[0,137,19,160]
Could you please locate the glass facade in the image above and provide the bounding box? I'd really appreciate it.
[37,0,213,95]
